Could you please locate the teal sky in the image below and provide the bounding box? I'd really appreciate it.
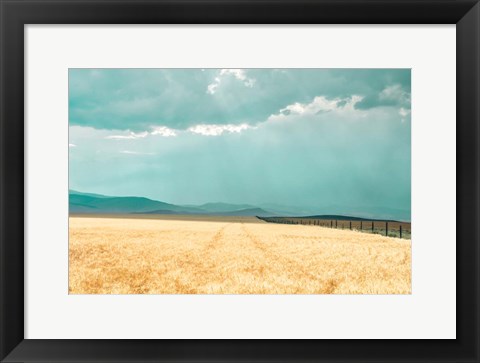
[69,69,411,220]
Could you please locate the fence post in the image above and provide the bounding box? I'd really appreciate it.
[400,225,402,239]
[386,222,388,236]
[360,221,362,230]
[372,221,374,233]
[330,220,333,228]
[349,221,352,230]
[335,220,338,228]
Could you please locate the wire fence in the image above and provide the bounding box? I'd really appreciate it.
[256,216,411,239]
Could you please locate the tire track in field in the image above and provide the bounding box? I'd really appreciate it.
[205,223,228,250]
[240,224,340,293]
[240,224,317,278]
[171,222,232,293]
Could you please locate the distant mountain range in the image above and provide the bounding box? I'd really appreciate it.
[69,190,276,217]
[69,190,410,221]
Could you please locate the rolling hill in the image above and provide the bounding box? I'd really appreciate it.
[69,191,275,216]
[212,208,275,216]
[69,191,200,214]
[190,202,257,213]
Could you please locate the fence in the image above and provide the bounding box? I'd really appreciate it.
[256,216,411,239]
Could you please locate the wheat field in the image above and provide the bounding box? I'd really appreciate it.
[69,216,411,294]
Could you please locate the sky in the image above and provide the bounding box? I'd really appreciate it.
[69,68,411,220]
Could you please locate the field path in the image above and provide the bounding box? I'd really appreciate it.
[69,216,411,294]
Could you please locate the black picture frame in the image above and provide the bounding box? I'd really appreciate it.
[1,0,479,362]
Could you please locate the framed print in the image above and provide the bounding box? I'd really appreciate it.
[1,0,479,362]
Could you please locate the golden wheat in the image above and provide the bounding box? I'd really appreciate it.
[69,216,411,294]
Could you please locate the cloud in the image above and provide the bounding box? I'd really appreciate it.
[357,82,411,110]
[69,69,410,132]
[207,69,256,94]
[207,77,221,94]
[268,95,363,122]
[120,150,155,155]
[379,84,410,104]
[220,69,256,87]
[150,126,177,137]
[399,107,411,123]
[188,123,253,136]
[69,143,77,147]
[399,107,410,117]
[106,131,149,140]
[106,126,177,140]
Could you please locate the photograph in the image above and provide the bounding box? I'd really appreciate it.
[68,68,411,295]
